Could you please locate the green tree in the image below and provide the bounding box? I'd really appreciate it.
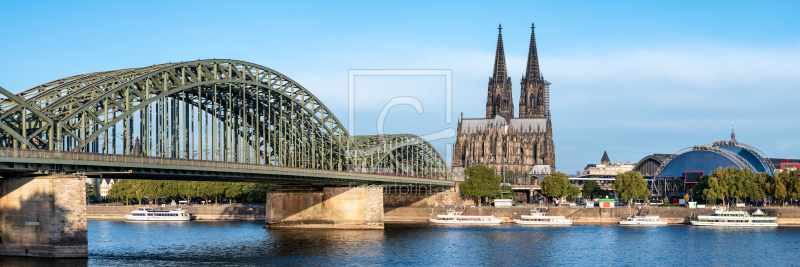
[691,175,710,203]
[568,185,582,201]
[224,182,247,205]
[773,172,788,206]
[582,180,601,201]
[460,164,501,207]
[611,171,650,207]
[196,181,215,205]
[541,171,579,207]
[208,182,226,205]
[755,172,771,204]
[703,176,725,205]
[728,167,757,204]
[786,171,800,204]
[140,180,163,205]
[176,181,199,203]
[108,179,127,205]
[738,169,761,202]
[241,183,276,203]
[712,167,733,205]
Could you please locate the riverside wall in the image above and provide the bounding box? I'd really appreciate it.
[89,203,800,225]
[385,206,800,224]
[0,175,88,258]
[87,205,266,221]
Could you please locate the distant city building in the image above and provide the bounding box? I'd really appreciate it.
[578,151,635,177]
[568,151,633,190]
[99,178,119,199]
[452,24,555,184]
[772,159,800,174]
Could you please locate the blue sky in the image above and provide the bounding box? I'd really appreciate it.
[1,1,798,173]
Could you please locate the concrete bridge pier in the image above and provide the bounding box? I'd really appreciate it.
[0,174,88,258]
[265,186,384,229]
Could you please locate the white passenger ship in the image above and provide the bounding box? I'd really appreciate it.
[125,207,191,221]
[619,206,667,225]
[691,207,777,227]
[514,209,572,225]
[429,206,502,224]
[619,216,668,225]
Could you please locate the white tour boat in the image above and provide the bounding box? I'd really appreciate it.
[620,206,667,225]
[125,207,192,221]
[514,209,572,225]
[619,216,668,225]
[429,206,502,225]
[690,207,777,227]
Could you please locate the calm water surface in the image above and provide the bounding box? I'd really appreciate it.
[6,220,800,266]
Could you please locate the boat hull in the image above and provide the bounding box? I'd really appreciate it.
[125,216,191,221]
[514,220,571,225]
[690,221,777,227]
[429,219,502,224]
[619,221,667,225]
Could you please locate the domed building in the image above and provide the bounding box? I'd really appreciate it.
[652,133,775,198]
[657,140,775,179]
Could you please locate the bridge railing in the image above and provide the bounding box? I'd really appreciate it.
[0,148,453,181]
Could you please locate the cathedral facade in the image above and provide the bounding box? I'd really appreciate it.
[452,24,555,184]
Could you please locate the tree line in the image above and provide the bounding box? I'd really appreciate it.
[460,164,514,206]
[461,164,650,207]
[692,167,800,206]
[107,180,276,205]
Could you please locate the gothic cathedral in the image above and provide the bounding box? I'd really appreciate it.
[453,24,555,183]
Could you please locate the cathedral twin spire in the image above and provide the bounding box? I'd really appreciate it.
[525,23,542,83]
[486,23,548,121]
[486,24,513,122]
[491,24,507,85]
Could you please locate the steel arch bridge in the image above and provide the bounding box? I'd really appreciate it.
[0,59,449,180]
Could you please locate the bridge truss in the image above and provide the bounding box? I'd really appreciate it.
[0,59,449,180]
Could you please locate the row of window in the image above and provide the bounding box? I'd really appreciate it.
[438,218,491,221]
[131,213,185,217]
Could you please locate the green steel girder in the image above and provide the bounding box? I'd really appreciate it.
[0,155,453,186]
[0,59,451,181]
[351,134,448,177]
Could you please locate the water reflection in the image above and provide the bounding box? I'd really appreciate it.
[20,221,800,266]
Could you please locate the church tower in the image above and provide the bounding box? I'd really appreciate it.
[453,24,555,186]
[485,24,514,123]
[519,23,548,119]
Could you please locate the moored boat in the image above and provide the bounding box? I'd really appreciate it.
[619,206,667,225]
[429,206,502,224]
[619,216,668,225]
[514,209,572,225]
[125,207,192,221]
[690,207,777,227]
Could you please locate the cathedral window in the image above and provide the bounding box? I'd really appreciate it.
[531,96,536,109]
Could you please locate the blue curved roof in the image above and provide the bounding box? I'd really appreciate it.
[717,146,771,175]
[658,150,742,178]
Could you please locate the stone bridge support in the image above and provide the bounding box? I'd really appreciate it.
[265,186,384,229]
[0,175,87,258]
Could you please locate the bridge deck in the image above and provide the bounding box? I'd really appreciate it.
[0,149,454,187]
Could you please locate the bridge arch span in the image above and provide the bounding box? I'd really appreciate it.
[0,59,449,178]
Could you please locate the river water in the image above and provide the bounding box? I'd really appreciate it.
[6,220,800,266]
